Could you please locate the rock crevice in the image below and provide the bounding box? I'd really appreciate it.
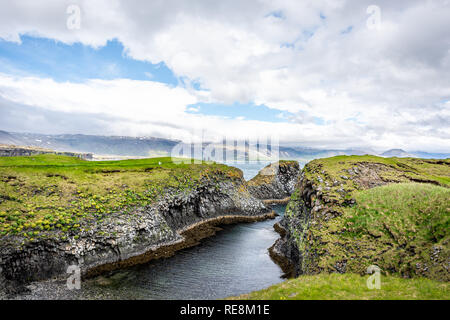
[270,156,450,281]
[0,160,301,295]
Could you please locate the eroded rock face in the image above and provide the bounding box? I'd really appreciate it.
[0,173,271,295]
[247,161,300,202]
[269,172,316,278]
[271,157,450,281]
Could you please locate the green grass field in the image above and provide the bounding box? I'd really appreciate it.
[344,183,449,245]
[0,154,241,242]
[230,273,449,300]
[307,183,450,281]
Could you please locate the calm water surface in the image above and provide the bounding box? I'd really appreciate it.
[24,162,286,299]
[79,205,285,299]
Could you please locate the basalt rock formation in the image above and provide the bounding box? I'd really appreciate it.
[0,159,289,296]
[270,156,450,281]
[247,161,300,204]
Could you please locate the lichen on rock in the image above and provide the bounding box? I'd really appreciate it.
[0,155,277,295]
[271,155,450,282]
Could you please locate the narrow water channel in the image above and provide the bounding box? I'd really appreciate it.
[74,204,285,300]
[18,162,286,300]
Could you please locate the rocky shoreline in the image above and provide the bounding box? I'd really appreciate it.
[0,160,300,297]
[84,211,277,278]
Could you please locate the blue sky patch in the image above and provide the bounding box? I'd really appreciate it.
[341,25,353,34]
[0,35,298,124]
[266,10,285,19]
[0,35,178,85]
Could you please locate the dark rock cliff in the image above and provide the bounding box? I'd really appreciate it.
[269,171,319,277]
[0,172,272,295]
[270,156,450,281]
[247,161,300,203]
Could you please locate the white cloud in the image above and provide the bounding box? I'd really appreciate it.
[0,73,196,120]
[0,0,449,152]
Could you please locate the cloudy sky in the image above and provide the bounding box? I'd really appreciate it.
[0,0,449,152]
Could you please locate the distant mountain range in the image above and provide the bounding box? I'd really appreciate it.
[380,148,450,159]
[0,130,448,160]
[0,130,179,158]
[381,149,415,158]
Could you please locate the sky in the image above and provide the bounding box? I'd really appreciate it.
[0,0,449,152]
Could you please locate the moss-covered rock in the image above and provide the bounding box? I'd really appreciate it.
[272,155,450,281]
[247,160,299,203]
[0,155,275,294]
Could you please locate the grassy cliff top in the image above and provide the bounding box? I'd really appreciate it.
[287,155,449,281]
[0,155,242,241]
[230,273,449,300]
[305,155,449,185]
[301,155,449,204]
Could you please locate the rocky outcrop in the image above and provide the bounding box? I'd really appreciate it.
[0,145,92,160]
[247,161,299,204]
[269,172,320,278]
[270,156,450,281]
[0,169,273,296]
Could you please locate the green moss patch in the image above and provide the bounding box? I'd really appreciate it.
[0,155,242,243]
[282,155,449,281]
